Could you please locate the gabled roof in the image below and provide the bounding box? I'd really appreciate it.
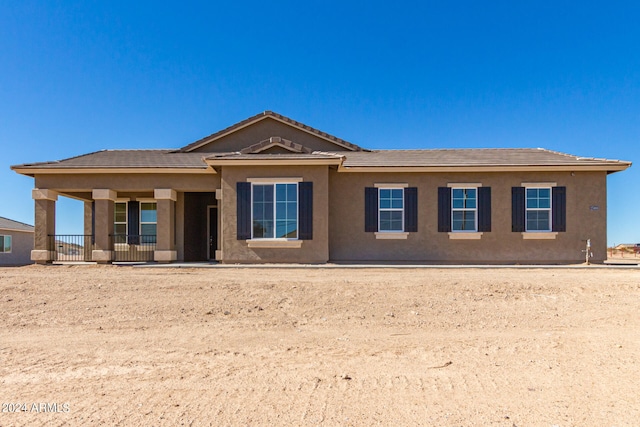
[0,216,34,232]
[178,111,365,152]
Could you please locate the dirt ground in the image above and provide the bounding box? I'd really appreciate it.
[1,265,639,426]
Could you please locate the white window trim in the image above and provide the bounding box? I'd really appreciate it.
[139,201,158,244]
[247,177,303,184]
[450,187,478,233]
[250,182,299,241]
[378,187,404,233]
[525,186,552,232]
[522,232,558,240]
[114,201,128,236]
[374,232,409,240]
[246,240,303,248]
[448,232,483,240]
[521,182,557,187]
[0,235,12,253]
[374,183,408,188]
[447,183,483,188]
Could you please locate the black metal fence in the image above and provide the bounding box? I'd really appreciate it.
[48,235,94,262]
[111,235,156,262]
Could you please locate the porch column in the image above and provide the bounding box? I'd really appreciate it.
[31,189,58,264]
[154,189,177,262]
[92,189,116,263]
[83,201,94,261]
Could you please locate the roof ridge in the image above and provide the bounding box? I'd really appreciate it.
[534,148,580,159]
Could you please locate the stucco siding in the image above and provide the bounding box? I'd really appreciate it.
[220,165,329,263]
[329,170,607,263]
[34,173,220,193]
[0,230,33,266]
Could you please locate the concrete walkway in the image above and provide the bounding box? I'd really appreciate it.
[127,261,640,269]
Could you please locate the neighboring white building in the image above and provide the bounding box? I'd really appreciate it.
[0,216,34,266]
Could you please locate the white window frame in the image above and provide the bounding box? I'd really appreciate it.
[139,201,158,244]
[378,187,405,232]
[114,201,128,237]
[250,182,299,240]
[525,186,552,232]
[0,235,11,253]
[450,187,478,232]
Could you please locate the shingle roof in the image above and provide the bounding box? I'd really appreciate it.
[340,148,631,169]
[0,217,34,232]
[11,147,630,172]
[13,150,209,169]
[178,111,365,152]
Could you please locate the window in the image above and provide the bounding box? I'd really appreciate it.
[526,188,551,231]
[0,235,11,253]
[114,202,127,243]
[378,188,404,232]
[451,188,477,231]
[252,183,298,239]
[140,202,157,243]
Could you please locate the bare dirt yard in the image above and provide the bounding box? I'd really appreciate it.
[1,265,639,426]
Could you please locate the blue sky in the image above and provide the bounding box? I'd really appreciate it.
[1,1,638,245]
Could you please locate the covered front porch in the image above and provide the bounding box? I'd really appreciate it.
[31,188,220,264]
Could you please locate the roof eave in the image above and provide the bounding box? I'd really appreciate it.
[338,163,631,173]
[11,167,215,176]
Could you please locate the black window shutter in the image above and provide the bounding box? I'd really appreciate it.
[237,182,251,240]
[512,187,525,232]
[298,182,313,240]
[364,187,378,232]
[552,186,567,232]
[128,201,140,244]
[438,187,451,232]
[478,187,491,232]
[404,187,418,232]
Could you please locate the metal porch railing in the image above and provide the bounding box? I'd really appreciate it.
[111,234,156,262]
[48,235,94,262]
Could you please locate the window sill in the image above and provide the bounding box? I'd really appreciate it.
[375,232,409,240]
[448,232,483,240]
[246,240,303,248]
[521,232,558,240]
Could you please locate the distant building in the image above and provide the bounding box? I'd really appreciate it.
[0,216,34,266]
[614,243,640,253]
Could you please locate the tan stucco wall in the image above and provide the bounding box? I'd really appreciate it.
[192,118,353,153]
[0,230,33,266]
[34,173,220,193]
[329,170,608,263]
[220,165,329,263]
[29,168,609,264]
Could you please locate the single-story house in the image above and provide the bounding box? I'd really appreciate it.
[0,216,34,266]
[11,111,631,264]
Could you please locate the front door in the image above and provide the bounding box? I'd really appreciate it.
[208,206,218,260]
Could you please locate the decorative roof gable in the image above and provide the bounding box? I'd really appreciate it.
[178,111,365,153]
[239,137,313,154]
